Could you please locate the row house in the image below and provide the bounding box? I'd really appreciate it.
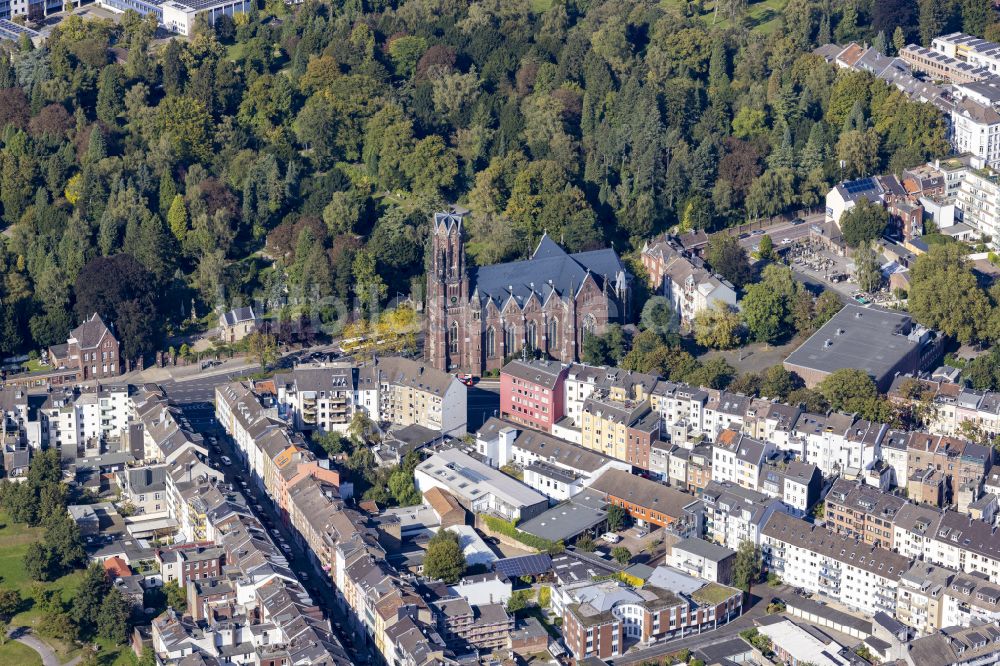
[649,381,709,436]
[793,412,884,478]
[901,561,1000,636]
[474,417,630,501]
[215,382,346,525]
[134,387,207,464]
[561,363,658,431]
[892,506,1000,584]
[702,391,750,440]
[907,432,992,512]
[274,363,369,434]
[560,568,743,661]
[654,442,714,494]
[761,512,912,617]
[156,544,225,589]
[907,622,1000,666]
[702,480,790,550]
[710,429,773,491]
[825,478,907,548]
[897,562,954,636]
[756,458,821,516]
[164,450,225,543]
[580,388,661,470]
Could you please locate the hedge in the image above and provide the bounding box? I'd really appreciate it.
[482,515,564,554]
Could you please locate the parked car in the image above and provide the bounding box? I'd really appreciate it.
[221,455,232,466]
[270,529,281,537]
[600,532,621,544]
[781,238,792,245]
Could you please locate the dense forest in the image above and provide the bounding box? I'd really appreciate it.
[0,0,981,361]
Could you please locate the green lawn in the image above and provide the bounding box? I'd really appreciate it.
[0,511,89,663]
[0,639,44,666]
[661,0,789,34]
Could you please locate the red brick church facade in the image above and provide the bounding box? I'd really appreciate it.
[425,210,631,375]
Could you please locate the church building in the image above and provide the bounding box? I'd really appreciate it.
[425,209,631,375]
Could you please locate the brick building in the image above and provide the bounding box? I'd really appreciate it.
[824,478,907,548]
[425,209,631,375]
[48,313,122,381]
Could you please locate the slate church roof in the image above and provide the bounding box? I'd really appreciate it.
[472,233,628,308]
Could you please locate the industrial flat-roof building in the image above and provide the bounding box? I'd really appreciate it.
[783,305,941,391]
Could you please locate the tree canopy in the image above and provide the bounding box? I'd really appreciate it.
[0,0,954,361]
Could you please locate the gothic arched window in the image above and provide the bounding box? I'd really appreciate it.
[547,317,558,349]
[486,327,496,358]
[504,325,517,354]
[583,314,597,338]
[526,321,537,351]
[448,321,459,355]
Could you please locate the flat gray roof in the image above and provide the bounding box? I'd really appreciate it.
[518,496,608,542]
[784,305,922,382]
[672,537,736,562]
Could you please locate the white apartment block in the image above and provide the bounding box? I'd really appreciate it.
[762,512,911,617]
[957,158,1000,243]
[952,100,1000,169]
[475,418,629,502]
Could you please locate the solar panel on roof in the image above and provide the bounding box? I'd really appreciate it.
[493,554,552,578]
[0,19,39,39]
[844,178,876,194]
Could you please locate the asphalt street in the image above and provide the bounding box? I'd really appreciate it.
[735,212,825,251]
[159,354,498,661]
[169,389,372,663]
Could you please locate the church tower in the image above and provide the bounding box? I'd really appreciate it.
[425,209,469,371]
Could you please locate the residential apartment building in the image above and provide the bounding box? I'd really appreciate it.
[907,622,1000,666]
[375,356,467,437]
[474,417,629,501]
[711,429,773,491]
[907,432,992,511]
[274,363,363,433]
[825,478,907,548]
[761,512,911,617]
[702,481,789,550]
[957,159,1000,243]
[667,538,736,585]
[952,100,1000,169]
[580,388,660,470]
[641,235,737,325]
[499,358,567,432]
[560,568,742,661]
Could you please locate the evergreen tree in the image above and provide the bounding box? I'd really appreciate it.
[167,194,188,244]
[96,65,125,125]
[85,128,106,164]
[817,12,832,45]
[873,30,887,55]
[893,26,907,54]
[159,171,176,218]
